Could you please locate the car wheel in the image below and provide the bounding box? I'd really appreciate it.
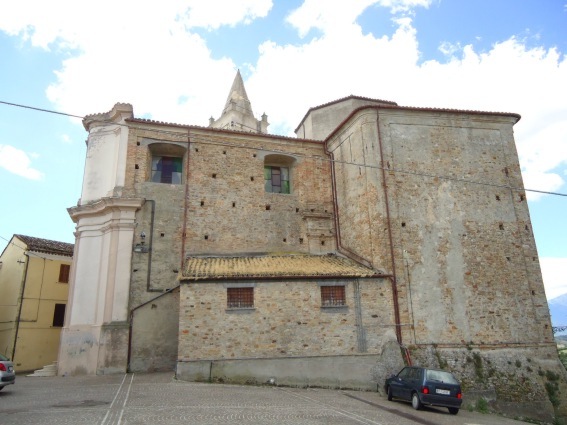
[387,386,393,401]
[448,407,459,415]
[411,393,422,410]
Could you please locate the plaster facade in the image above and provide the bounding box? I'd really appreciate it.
[0,235,73,372]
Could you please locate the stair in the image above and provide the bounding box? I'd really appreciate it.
[27,362,57,377]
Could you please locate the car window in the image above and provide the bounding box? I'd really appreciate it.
[0,353,9,361]
[397,368,410,378]
[426,369,459,384]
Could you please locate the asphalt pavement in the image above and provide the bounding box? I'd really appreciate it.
[0,372,531,425]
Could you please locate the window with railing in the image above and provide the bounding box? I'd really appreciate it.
[227,287,254,309]
[321,285,346,307]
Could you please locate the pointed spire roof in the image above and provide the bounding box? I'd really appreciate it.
[223,70,253,115]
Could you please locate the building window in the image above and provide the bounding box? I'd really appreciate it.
[151,156,182,184]
[58,264,70,283]
[52,303,66,327]
[264,166,289,193]
[321,285,346,307]
[227,287,254,309]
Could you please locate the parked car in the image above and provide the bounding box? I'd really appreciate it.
[0,353,16,391]
[385,366,462,415]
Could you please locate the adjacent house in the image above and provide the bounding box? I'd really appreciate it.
[0,234,73,373]
[57,71,566,421]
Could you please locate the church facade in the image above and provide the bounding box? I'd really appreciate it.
[58,72,566,421]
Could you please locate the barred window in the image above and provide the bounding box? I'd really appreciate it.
[321,285,346,307]
[58,264,70,283]
[227,287,254,308]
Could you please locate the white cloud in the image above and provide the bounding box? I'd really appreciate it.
[286,0,430,38]
[540,257,567,300]
[184,0,273,30]
[0,144,44,180]
[0,1,565,198]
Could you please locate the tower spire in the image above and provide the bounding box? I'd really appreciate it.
[223,70,253,116]
[209,70,269,134]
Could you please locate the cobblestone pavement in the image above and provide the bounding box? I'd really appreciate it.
[0,372,530,425]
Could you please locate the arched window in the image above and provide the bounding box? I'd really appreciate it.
[264,154,295,194]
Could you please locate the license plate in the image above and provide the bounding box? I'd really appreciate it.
[436,389,450,395]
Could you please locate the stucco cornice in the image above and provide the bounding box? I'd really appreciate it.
[68,197,144,222]
[82,103,134,131]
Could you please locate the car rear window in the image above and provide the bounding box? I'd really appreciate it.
[426,370,458,384]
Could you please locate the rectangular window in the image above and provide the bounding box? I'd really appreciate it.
[52,303,66,327]
[321,285,346,307]
[264,166,290,194]
[58,264,70,283]
[227,287,254,308]
[151,156,182,184]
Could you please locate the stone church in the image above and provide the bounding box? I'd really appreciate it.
[59,71,566,421]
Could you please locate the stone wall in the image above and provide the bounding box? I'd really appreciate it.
[177,277,399,388]
[328,108,553,346]
[326,106,564,422]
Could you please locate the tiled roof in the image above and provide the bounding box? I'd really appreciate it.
[181,253,380,281]
[15,234,74,257]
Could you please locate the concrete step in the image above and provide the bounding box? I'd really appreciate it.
[27,362,57,377]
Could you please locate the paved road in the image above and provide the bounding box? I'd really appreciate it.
[0,372,529,425]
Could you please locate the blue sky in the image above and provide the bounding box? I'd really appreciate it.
[0,0,566,299]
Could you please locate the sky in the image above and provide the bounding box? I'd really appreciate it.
[0,0,566,302]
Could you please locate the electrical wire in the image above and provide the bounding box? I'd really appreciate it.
[2,98,566,198]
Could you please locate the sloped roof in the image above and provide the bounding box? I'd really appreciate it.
[15,234,74,257]
[181,253,380,281]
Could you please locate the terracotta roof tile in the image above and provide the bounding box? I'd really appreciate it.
[181,254,380,281]
[15,234,74,257]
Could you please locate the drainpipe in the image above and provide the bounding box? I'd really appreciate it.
[325,143,373,269]
[12,253,30,360]
[375,110,403,345]
[180,129,191,270]
[323,110,403,346]
[145,199,158,292]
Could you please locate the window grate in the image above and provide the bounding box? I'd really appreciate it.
[321,285,346,307]
[227,287,254,308]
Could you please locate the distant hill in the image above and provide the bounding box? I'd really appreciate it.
[549,293,567,336]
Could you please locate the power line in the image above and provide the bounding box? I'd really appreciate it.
[0,100,83,119]
[2,99,567,198]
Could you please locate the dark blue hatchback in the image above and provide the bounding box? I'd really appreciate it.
[385,366,462,415]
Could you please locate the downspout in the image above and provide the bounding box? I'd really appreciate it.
[12,253,30,360]
[145,199,158,292]
[325,141,373,269]
[375,110,403,345]
[181,129,191,270]
[323,109,404,346]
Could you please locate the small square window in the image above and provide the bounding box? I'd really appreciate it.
[151,156,182,184]
[321,285,346,307]
[58,264,71,283]
[52,303,66,327]
[227,287,254,309]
